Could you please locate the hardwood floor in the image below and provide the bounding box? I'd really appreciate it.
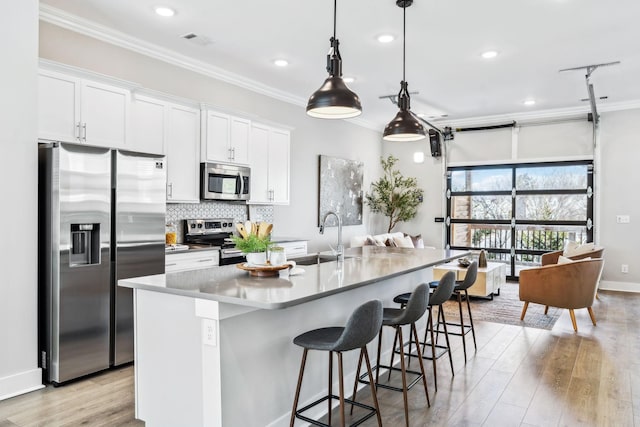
[1,290,638,426]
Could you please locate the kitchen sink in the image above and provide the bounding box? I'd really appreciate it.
[292,254,339,266]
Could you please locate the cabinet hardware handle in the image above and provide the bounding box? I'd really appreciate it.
[76,122,81,140]
[168,183,173,198]
[82,123,87,141]
[166,263,177,267]
[197,258,214,262]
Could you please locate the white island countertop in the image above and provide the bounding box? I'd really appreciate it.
[119,246,470,310]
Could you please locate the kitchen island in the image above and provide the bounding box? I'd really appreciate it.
[119,246,469,427]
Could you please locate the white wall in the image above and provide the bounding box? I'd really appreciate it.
[0,0,43,400]
[38,22,383,254]
[598,109,640,290]
[380,141,447,248]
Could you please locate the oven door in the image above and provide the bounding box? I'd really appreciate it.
[200,163,249,201]
[219,248,246,265]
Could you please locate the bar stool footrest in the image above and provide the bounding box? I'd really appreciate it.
[392,340,450,361]
[437,321,472,337]
[357,364,424,392]
[294,394,378,427]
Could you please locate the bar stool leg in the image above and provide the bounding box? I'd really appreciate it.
[426,307,438,391]
[457,291,468,361]
[349,349,364,415]
[338,352,346,427]
[411,323,430,407]
[328,351,333,426]
[290,349,308,427]
[396,326,410,427]
[464,290,477,351]
[375,327,383,386]
[439,306,454,377]
[387,328,400,381]
[362,347,383,427]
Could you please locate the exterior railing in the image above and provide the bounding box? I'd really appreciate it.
[455,225,588,271]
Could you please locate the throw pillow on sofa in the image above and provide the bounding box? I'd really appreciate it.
[393,235,414,248]
[403,233,424,249]
[563,241,595,257]
[558,255,592,264]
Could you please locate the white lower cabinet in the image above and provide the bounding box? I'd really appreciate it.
[249,123,290,204]
[166,250,219,273]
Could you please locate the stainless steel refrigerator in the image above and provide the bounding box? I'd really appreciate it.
[39,142,165,385]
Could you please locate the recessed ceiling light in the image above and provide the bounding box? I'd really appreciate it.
[413,152,425,164]
[377,34,395,43]
[154,6,175,17]
[343,76,356,83]
[523,99,536,106]
[273,59,289,67]
[481,50,498,59]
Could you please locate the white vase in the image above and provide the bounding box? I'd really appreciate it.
[245,252,267,266]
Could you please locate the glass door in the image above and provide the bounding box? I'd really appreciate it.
[446,161,593,279]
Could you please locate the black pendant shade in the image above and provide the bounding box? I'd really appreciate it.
[383,109,427,141]
[383,0,426,141]
[306,1,362,119]
[383,81,426,141]
[307,75,362,119]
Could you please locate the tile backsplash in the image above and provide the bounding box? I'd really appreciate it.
[166,202,273,242]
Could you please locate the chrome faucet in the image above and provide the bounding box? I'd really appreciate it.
[319,211,344,262]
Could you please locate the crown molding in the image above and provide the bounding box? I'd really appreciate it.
[39,4,380,133]
[39,4,303,106]
[39,58,142,90]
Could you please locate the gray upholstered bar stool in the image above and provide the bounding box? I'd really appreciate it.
[392,271,456,391]
[353,284,431,427]
[433,261,478,362]
[289,300,383,427]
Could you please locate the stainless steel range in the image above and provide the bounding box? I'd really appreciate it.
[183,218,245,265]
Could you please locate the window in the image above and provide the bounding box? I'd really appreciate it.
[446,161,593,279]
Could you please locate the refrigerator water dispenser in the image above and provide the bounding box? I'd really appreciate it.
[70,223,100,266]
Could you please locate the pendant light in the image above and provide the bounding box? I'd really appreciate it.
[383,0,426,141]
[306,0,362,119]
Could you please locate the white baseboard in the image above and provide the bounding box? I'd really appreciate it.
[599,280,640,293]
[0,368,44,401]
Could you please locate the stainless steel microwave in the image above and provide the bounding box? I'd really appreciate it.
[200,163,250,201]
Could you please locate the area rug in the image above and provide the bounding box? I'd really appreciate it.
[440,281,561,330]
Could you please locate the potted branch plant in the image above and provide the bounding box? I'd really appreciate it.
[365,155,424,233]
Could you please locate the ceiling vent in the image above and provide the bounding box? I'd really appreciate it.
[180,33,213,46]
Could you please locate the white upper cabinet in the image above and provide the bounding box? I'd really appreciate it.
[249,123,290,205]
[201,109,250,165]
[38,71,79,143]
[268,128,290,204]
[130,95,166,155]
[38,69,129,148]
[166,104,200,203]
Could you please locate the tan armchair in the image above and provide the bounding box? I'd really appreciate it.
[540,247,604,265]
[519,258,604,332]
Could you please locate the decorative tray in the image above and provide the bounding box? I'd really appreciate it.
[237,262,290,277]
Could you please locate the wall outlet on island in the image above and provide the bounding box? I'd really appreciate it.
[621,264,629,274]
[202,319,217,346]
